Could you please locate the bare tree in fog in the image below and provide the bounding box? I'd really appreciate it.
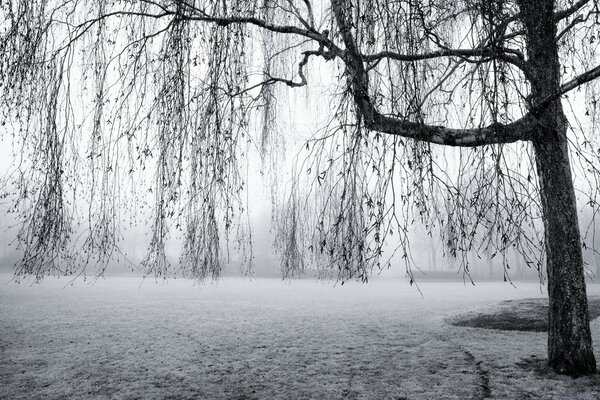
[2,0,600,376]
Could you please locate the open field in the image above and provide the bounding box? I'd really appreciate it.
[1,274,600,399]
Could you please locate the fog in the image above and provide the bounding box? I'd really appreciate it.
[0,40,599,284]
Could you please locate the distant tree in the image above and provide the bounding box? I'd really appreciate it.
[1,0,600,376]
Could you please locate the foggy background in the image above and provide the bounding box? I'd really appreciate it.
[0,58,598,283]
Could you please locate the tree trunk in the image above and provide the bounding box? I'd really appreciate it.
[534,131,596,376]
[518,0,596,375]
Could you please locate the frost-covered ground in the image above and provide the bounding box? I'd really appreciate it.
[1,274,599,399]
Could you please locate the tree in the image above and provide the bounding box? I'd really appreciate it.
[1,0,600,376]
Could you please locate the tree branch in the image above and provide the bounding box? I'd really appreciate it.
[554,0,590,21]
[368,114,539,147]
[222,47,333,98]
[362,48,509,62]
[302,0,316,28]
[532,63,600,112]
[69,6,342,60]
[185,14,338,51]
[330,0,537,147]
[556,14,585,42]
[361,47,531,78]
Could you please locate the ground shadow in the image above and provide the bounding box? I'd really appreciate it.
[448,296,600,332]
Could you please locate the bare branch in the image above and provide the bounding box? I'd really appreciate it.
[362,47,532,79]
[556,14,585,42]
[367,113,539,147]
[302,0,316,28]
[554,0,590,21]
[331,0,537,147]
[533,64,600,111]
[185,14,334,49]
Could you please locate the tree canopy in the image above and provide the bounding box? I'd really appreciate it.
[0,0,599,282]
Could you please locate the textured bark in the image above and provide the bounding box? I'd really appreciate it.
[534,132,597,376]
[519,0,596,376]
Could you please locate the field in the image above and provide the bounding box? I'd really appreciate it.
[1,274,600,399]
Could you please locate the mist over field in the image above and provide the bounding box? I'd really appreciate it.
[1,275,600,399]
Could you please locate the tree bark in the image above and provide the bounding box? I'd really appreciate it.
[534,127,597,376]
[519,0,596,376]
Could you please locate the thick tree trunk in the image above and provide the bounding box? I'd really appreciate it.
[534,131,597,376]
[518,0,596,376]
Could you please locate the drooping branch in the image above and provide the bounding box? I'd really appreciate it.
[54,3,341,102]
[331,0,538,148]
[67,5,341,60]
[3,0,600,286]
[183,13,339,53]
